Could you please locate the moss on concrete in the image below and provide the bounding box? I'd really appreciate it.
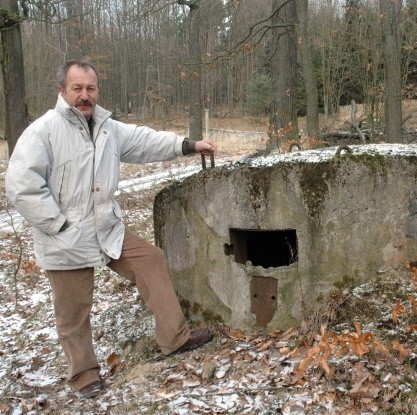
[248,167,273,211]
[180,297,224,323]
[333,275,355,290]
[299,162,336,220]
[343,152,388,174]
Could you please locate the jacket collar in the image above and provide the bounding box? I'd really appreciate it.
[55,93,112,130]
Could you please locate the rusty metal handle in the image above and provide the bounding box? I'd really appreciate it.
[289,142,302,152]
[335,145,353,156]
[201,151,215,169]
[210,151,215,168]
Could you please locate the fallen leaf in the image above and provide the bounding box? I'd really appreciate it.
[256,339,273,352]
[30,356,44,371]
[183,363,196,373]
[408,295,417,315]
[353,321,362,334]
[349,337,370,357]
[215,364,231,379]
[183,377,201,388]
[371,337,391,357]
[317,350,333,377]
[280,347,291,355]
[350,372,370,394]
[107,352,121,367]
[106,352,125,376]
[156,390,177,399]
[392,340,411,357]
[404,324,417,333]
[296,356,313,378]
[275,341,288,348]
[392,300,406,323]
[23,400,38,411]
[201,361,216,381]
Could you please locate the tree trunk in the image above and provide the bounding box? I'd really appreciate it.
[296,0,319,138]
[379,0,403,142]
[269,0,298,150]
[178,0,203,141]
[0,0,29,156]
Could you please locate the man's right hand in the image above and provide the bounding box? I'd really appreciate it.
[195,139,216,155]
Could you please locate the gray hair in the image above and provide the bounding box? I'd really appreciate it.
[57,60,99,87]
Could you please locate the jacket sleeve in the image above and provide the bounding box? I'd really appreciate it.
[114,121,185,164]
[5,128,66,235]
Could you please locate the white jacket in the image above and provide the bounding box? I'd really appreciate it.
[6,94,184,270]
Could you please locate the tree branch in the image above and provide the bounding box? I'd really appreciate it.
[177,0,200,10]
[5,205,23,308]
[206,0,296,65]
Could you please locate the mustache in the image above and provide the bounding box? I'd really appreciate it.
[76,99,93,107]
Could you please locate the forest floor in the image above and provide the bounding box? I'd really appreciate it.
[2,109,417,414]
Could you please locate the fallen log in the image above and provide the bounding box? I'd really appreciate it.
[320,131,366,139]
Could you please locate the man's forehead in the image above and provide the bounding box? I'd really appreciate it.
[67,66,98,82]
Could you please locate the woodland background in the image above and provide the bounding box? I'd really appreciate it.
[0,0,416,155]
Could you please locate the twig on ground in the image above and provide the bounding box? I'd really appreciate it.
[5,204,23,308]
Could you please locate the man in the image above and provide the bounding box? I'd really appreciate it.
[6,60,215,399]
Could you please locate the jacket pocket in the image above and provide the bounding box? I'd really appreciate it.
[34,216,101,268]
[49,159,72,205]
[58,162,71,204]
[113,202,123,219]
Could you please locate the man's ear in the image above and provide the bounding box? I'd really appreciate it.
[58,86,64,94]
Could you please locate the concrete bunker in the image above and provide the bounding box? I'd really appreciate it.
[153,144,417,331]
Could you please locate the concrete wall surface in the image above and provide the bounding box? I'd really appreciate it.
[153,144,417,331]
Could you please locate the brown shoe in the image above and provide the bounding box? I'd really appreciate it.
[78,380,104,399]
[172,328,213,355]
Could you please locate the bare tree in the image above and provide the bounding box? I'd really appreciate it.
[0,0,29,156]
[178,0,203,141]
[379,0,403,142]
[349,0,384,138]
[224,0,272,116]
[296,0,319,138]
[269,0,298,150]
[311,1,346,118]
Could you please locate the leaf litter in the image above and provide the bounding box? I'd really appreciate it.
[1,149,417,414]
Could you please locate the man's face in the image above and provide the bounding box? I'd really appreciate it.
[59,65,98,120]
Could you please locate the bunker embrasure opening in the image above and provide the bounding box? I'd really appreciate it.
[225,229,298,268]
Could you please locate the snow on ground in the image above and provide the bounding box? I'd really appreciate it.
[1,145,417,414]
